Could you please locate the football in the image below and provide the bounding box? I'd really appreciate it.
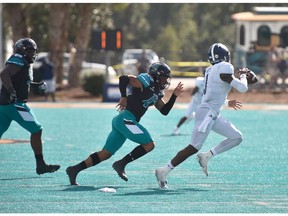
[237,68,258,84]
[246,70,258,84]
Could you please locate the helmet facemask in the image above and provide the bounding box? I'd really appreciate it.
[159,74,171,90]
[148,62,172,90]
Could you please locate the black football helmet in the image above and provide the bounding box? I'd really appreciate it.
[148,62,172,90]
[14,38,38,63]
[208,43,230,65]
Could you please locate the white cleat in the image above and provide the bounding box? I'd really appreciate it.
[197,153,210,176]
[155,167,169,190]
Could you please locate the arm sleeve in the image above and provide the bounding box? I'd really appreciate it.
[230,74,248,93]
[160,94,177,115]
[119,75,130,97]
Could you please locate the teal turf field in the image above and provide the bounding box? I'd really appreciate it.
[0,102,287,213]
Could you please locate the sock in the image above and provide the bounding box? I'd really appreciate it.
[72,161,87,173]
[166,161,174,172]
[123,145,147,164]
[35,154,45,166]
[208,150,215,157]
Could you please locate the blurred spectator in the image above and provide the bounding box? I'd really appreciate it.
[137,49,151,74]
[40,57,56,102]
[277,48,288,90]
[266,46,280,90]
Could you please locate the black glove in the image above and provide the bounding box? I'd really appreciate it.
[31,81,47,94]
[7,87,17,103]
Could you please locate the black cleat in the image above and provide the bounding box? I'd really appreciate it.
[36,164,60,175]
[112,160,128,181]
[66,166,79,186]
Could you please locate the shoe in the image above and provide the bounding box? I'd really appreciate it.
[112,160,128,181]
[172,127,179,135]
[155,167,168,190]
[36,164,60,175]
[66,166,79,185]
[197,152,210,176]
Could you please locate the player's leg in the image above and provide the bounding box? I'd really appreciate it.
[172,116,187,135]
[0,105,13,138]
[172,99,195,135]
[211,119,243,154]
[197,115,243,176]
[156,107,213,188]
[66,118,127,185]
[30,130,60,174]
[66,148,113,185]
[112,114,154,181]
[11,103,60,174]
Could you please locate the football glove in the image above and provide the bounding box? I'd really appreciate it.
[37,81,47,94]
[31,81,47,94]
[237,67,249,75]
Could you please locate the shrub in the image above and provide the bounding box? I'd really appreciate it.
[80,69,105,96]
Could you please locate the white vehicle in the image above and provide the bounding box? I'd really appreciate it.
[33,52,117,83]
[121,49,160,75]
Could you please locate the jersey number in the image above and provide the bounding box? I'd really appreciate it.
[203,73,209,95]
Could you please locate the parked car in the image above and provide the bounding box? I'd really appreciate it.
[121,49,160,75]
[33,52,117,83]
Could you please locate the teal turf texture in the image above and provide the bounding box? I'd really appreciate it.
[0,103,287,213]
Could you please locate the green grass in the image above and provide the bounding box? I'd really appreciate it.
[0,104,287,213]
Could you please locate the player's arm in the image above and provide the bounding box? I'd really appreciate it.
[0,64,20,93]
[0,64,20,102]
[220,72,248,93]
[117,75,143,112]
[155,82,184,115]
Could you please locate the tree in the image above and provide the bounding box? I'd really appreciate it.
[68,4,94,87]
[48,4,70,86]
[156,24,182,61]
[4,4,28,42]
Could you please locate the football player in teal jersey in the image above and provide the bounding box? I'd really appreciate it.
[66,62,184,185]
[0,38,60,175]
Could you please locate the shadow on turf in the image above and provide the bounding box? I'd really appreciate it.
[62,186,97,191]
[61,185,127,192]
[160,133,190,137]
[115,187,207,196]
[0,176,46,181]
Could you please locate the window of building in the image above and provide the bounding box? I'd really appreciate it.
[240,25,245,46]
[280,26,288,48]
[257,25,271,46]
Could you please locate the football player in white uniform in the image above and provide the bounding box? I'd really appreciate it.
[155,43,251,189]
[172,76,205,135]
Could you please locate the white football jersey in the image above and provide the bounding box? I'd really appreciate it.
[200,61,236,112]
